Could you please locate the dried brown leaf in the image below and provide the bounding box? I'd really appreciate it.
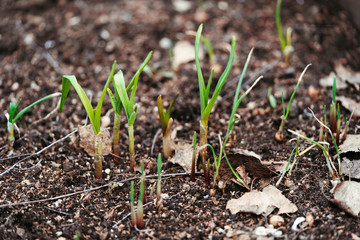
[78,125,112,157]
[337,96,360,117]
[335,62,360,91]
[168,142,198,173]
[331,181,360,217]
[339,134,360,156]
[319,72,347,89]
[226,185,297,216]
[341,159,360,179]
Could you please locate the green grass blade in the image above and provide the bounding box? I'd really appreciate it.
[284,64,311,119]
[195,24,207,113]
[114,71,131,118]
[205,69,214,104]
[332,76,336,104]
[13,92,61,124]
[276,0,286,51]
[228,76,262,130]
[128,105,138,126]
[232,47,254,112]
[157,154,162,180]
[94,61,117,133]
[9,101,20,123]
[60,75,97,133]
[157,95,167,133]
[200,36,215,64]
[202,36,236,120]
[129,52,153,106]
[107,88,117,113]
[164,94,179,122]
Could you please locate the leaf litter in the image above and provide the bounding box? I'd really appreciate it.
[226,185,298,216]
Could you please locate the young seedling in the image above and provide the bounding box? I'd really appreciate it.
[329,77,337,134]
[275,64,311,142]
[191,131,197,182]
[156,153,163,211]
[267,87,277,108]
[308,108,342,178]
[276,141,298,187]
[276,0,293,64]
[113,52,152,173]
[288,129,339,180]
[200,35,216,67]
[157,94,178,158]
[107,64,144,161]
[212,48,262,191]
[59,62,117,179]
[5,92,61,151]
[195,24,236,185]
[137,160,146,229]
[130,180,136,227]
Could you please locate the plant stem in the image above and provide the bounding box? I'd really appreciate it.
[191,131,197,182]
[7,122,15,150]
[94,132,103,179]
[200,118,209,185]
[130,181,136,227]
[113,112,121,162]
[163,126,172,158]
[128,124,135,173]
[329,103,336,133]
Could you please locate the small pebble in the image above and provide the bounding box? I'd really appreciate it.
[269,215,285,227]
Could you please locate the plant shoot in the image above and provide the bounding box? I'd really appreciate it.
[275,64,311,141]
[113,52,152,173]
[157,94,178,157]
[195,24,236,185]
[59,62,117,179]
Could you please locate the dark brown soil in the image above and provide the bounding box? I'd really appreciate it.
[1,0,360,239]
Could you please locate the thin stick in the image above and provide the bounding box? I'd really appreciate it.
[0,172,194,209]
[0,129,77,176]
[151,129,162,155]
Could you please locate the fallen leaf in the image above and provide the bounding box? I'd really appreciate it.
[335,62,360,91]
[78,125,112,156]
[341,158,360,179]
[339,134,360,157]
[337,96,360,117]
[222,149,273,179]
[168,142,198,173]
[226,185,297,216]
[331,181,360,217]
[319,72,347,89]
[172,40,204,70]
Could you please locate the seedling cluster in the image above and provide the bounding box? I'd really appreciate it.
[2,19,352,231]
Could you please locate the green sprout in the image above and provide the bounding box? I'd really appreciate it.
[200,35,216,66]
[6,92,61,151]
[137,160,146,229]
[113,52,152,173]
[157,94,178,158]
[276,139,298,187]
[267,87,277,108]
[156,153,163,211]
[276,0,293,64]
[59,62,116,179]
[107,80,132,162]
[275,64,311,142]
[191,131,197,182]
[212,48,262,191]
[329,77,337,134]
[130,180,136,227]
[288,129,339,180]
[195,24,236,185]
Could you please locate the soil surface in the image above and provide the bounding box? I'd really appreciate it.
[1,0,360,239]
